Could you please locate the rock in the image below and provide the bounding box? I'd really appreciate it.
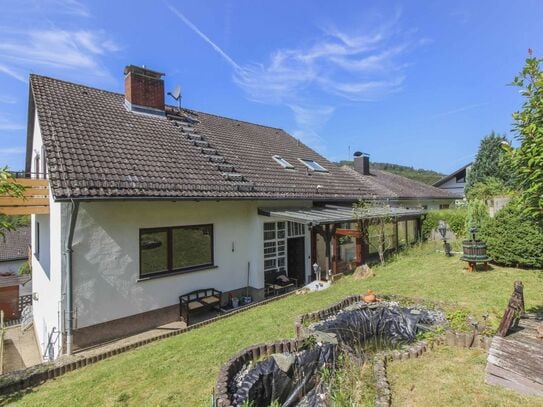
[353,264,374,280]
[271,353,295,373]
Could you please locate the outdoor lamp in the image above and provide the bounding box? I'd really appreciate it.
[438,220,447,239]
[312,262,320,280]
[438,220,452,257]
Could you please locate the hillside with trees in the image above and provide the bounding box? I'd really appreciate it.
[338,160,444,185]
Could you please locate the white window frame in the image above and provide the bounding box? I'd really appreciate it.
[263,221,286,273]
[298,158,328,172]
[272,155,294,169]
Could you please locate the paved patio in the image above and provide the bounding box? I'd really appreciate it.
[2,325,42,373]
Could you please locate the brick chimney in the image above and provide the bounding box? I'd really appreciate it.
[353,151,370,175]
[124,65,165,115]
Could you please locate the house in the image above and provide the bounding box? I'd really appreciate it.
[433,163,472,197]
[0,226,30,274]
[19,65,455,359]
[343,152,460,210]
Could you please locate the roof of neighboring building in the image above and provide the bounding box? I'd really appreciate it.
[29,75,372,201]
[433,163,472,187]
[342,166,460,200]
[0,226,30,262]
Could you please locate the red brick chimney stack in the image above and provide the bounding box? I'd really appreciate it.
[124,65,165,114]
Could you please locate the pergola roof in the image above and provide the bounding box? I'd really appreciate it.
[258,205,425,226]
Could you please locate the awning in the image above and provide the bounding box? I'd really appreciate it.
[258,205,425,226]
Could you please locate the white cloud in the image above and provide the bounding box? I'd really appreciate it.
[0,147,26,154]
[6,0,90,18]
[168,4,421,151]
[0,94,16,104]
[0,29,120,81]
[0,115,24,131]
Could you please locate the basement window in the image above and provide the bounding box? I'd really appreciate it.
[139,224,214,278]
[299,159,328,172]
[272,155,294,169]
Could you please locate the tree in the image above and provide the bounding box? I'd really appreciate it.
[0,166,25,238]
[466,132,512,193]
[353,199,395,266]
[507,51,543,220]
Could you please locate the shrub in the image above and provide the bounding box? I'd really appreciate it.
[18,260,31,275]
[479,202,543,268]
[466,177,511,201]
[422,208,467,239]
[465,198,490,233]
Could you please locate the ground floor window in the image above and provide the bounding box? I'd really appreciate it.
[139,224,214,277]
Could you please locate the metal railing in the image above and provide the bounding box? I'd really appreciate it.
[43,327,59,360]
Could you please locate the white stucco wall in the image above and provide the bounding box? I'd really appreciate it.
[30,110,65,360]
[436,177,466,197]
[71,199,312,329]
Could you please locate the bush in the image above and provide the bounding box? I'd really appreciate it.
[422,209,467,239]
[479,202,543,268]
[465,198,490,233]
[18,260,31,275]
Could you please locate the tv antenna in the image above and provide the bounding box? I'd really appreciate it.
[167,85,182,110]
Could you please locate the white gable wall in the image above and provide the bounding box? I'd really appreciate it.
[30,111,65,360]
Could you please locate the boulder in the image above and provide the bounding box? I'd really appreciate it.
[353,264,374,280]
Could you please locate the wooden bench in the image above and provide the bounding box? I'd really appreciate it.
[264,272,298,297]
[179,288,222,325]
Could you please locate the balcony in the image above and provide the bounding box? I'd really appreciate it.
[0,173,49,215]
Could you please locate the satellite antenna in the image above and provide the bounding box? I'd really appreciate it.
[167,85,182,110]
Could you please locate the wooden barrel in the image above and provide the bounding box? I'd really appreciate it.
[462,240,489,261]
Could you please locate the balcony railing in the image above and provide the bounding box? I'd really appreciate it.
[1,172,49,215]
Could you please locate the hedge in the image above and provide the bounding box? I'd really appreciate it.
[479,202,543,268]
[422,208,467,239]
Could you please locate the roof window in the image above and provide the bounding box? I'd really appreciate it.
[272,155,294,169]
[299,159,328,172]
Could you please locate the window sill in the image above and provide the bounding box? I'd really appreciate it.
[137,265,218,282]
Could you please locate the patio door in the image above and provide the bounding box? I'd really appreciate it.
[287,237,305,285]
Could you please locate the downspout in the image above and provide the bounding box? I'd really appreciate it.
[64,200,79,355]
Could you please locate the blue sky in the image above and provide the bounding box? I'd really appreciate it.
[1,0,542,174]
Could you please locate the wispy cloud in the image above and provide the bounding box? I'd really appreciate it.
[0,94,16,104]
[0,1,119,84]
[0,29,120,81]
[429,102,489,120]
[168,4,421,149]
[0,147,26,154]
[0,113,24,131]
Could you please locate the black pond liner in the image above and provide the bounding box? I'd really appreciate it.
[229,303,445,406]
[230,343,337,407]
[308,303,444,353]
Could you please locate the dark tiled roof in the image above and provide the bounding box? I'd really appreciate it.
[0,226,30,262]
[30,75,371,201]
[342,166,460,199]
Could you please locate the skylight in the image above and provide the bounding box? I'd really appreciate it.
[272,155,294,169]
[299,159,328,172]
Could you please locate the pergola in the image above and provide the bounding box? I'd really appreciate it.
[259,205,425,277]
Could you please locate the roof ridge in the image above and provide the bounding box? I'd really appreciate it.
[30,74,285,132]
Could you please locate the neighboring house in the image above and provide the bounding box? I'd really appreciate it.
[22,65,452,359]
[342,153,459,210]
[433,163,472,197]
[0,226,30,274]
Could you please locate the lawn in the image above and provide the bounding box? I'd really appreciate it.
[388,345,542,406]
[3,243,542,406]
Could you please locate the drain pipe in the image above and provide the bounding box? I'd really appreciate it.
[64,200,79,355]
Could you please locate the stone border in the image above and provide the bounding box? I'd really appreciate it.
[215,295,496,407]
[0,290,296,396]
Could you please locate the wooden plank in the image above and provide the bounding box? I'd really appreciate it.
[12,178,49,187]
[497,281,525,337]
[335,228,362,238]
[0,206,49,215]
[487,352,543,383]
[486,362,543,397]
[0,197,49,206]
[0,188,48,198]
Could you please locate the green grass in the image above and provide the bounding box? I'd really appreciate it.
[388,345,543,406]
[4,243,542,406]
